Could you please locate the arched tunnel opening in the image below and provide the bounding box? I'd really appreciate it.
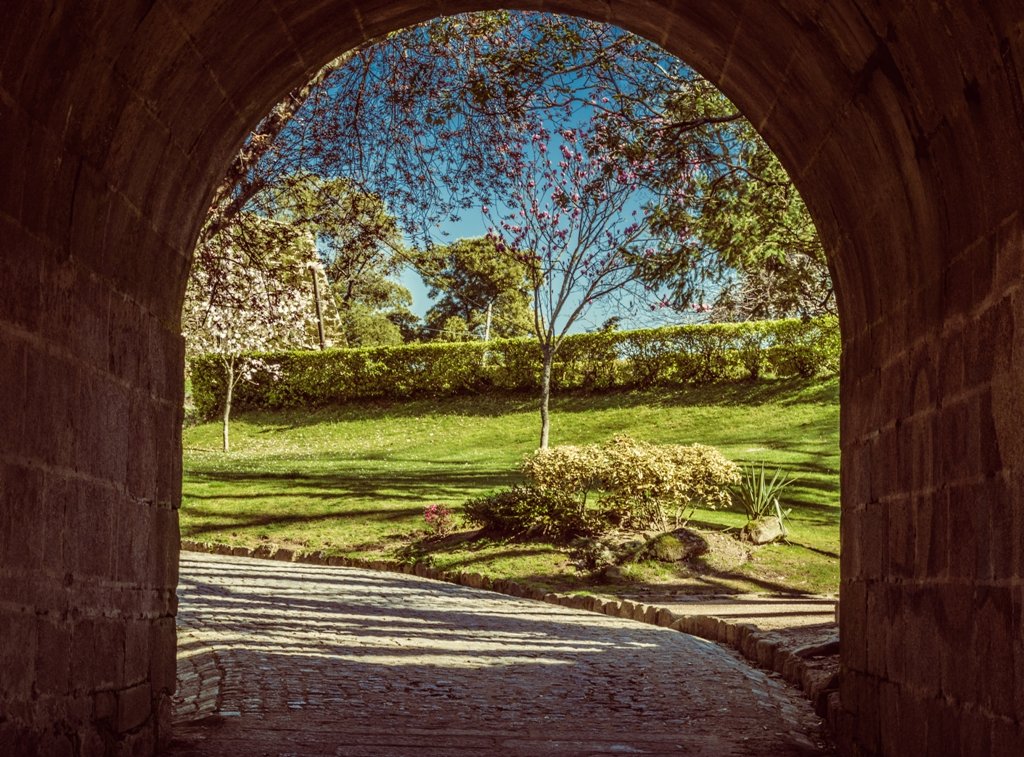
[0,3,1022,755]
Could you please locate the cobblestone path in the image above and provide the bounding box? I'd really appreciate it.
[171,552,833,756]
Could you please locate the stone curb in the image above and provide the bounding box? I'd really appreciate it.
[180,540,840,731]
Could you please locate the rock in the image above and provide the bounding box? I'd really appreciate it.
[793,637,840,658]
[568,537,616,570]
[741,516,786,544]
[642,529,710,562]
[646,533,687,561]
[603,565,626,581]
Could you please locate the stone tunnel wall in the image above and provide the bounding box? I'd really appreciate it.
[0,1,1022,754]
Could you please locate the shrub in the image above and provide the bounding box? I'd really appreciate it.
[732,463,796,521]
[189,317,840,418]
[520,444,604,504]
[462,485,600,543]
[522,435,741,531]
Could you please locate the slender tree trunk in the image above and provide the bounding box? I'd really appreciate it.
[539,345,553,449]
[222,358,235,453]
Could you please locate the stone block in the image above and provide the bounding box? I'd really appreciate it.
[35,615,70,696]
[970,586,1016,717]
[123,620,149,686]
[843,670,881,755]
[840,579,868,672]
[655,608,676,627]
[723,622,739,646]
[755,636,777,667]
[116,682,151,734]
[741,631,761,659]
[0,462,46,572]
[71,618,124,692]
[0,332,27,457]
[990,718,1024,757]
[0,611,37,698]
[93,690,116,721]
[148,617,176,694]
[782,654,802,684]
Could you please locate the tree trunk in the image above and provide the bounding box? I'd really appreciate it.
[539,346,553,449]
[222,358,235,453]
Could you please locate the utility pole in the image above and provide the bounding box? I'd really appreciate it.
[304,230,326,350]
[310,265,326,350]
[483,302,493,343]
[481,301,493,367]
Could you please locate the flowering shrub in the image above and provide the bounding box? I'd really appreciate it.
[423,503,456,537]
[523,435,740,530]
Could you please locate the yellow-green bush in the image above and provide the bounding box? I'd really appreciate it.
[190,316,839,418]
[522,435,741,531]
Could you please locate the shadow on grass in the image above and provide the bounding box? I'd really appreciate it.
[785,541,841,559]
[685,567,814,596]
[180,503,424,538]
[185,468,522,503]
[228,376,839,430]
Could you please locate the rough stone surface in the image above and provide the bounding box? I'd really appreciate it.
[171,553,832,755]
[741,516,786,545]
[2,2,1024,754]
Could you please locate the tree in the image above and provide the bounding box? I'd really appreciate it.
[264,175,419,346]
[485,119,677,448]
[413,237,533,340]
[183,214,317,451]
[593,83,832,319]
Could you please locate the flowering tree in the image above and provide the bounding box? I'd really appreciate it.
[183,214,318,451]
[485,120,677,448]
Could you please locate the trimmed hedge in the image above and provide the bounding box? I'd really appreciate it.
[190,316,839,418]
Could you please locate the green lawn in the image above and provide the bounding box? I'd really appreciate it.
[181,376,840,595]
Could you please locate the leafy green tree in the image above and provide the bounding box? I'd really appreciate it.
[435,315,475,343]
[243,174,419,347]
[334,276,417,347]
[336,304,404,347]
[602,89,832,319]
[413,237,533,341]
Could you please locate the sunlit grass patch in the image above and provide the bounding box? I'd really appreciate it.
[182,376,840,594]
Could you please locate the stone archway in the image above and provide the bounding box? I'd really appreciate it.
[0,3,1021,754]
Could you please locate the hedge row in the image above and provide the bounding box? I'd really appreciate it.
[190,316,839,418]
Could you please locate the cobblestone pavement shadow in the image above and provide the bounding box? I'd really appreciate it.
[171,552,834,756]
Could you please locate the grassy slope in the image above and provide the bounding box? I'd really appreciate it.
[181,376,840,595]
